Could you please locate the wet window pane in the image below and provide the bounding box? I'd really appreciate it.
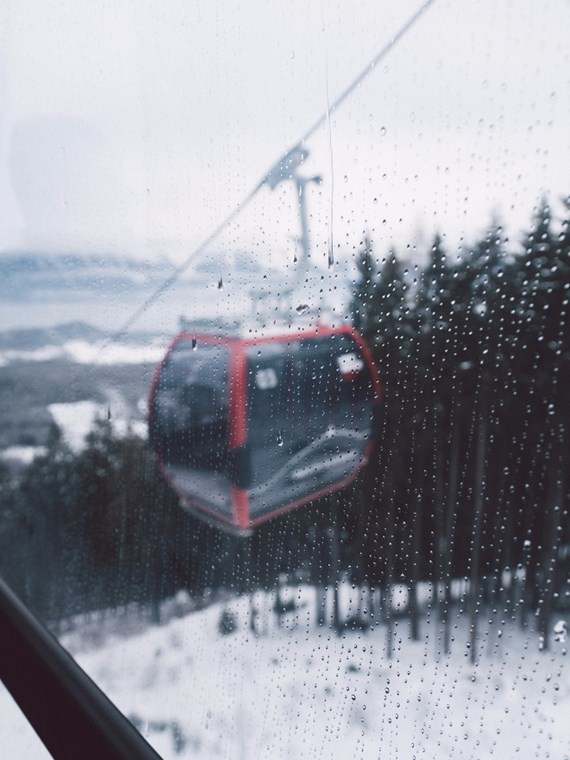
[1,1,569,758]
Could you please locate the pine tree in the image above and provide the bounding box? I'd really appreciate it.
[350,234,377,342]
[10,423,79,617]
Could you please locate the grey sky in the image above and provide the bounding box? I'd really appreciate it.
[1,0,569,268]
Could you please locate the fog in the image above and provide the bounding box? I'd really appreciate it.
[1,0,568,265]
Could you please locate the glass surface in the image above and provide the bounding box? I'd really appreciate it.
[1,1,569,758]
[246,331,376,518]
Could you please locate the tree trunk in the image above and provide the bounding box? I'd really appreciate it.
[330,521,341,634]
[314,509,328,627]
[432,409,445,631]
[469,374,490,665]
[442,418,460,654]
[408,473,422,642]
[384,472,395,660]
[538,426,566,651]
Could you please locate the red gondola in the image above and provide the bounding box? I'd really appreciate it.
[148,322,381,534]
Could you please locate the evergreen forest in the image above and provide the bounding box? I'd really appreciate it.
[1,197,568,656]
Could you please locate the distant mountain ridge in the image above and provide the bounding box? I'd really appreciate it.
[0,321,107,351]
[0,251,175,301]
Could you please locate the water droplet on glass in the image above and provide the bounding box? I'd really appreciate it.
[553,620,567,643]
[277,432,284,447]
[296,304,310,314]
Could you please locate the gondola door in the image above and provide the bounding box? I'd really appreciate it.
[244,326,380,525]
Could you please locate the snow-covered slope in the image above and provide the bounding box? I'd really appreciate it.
[2,585,568,759]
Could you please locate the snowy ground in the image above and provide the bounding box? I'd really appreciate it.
[48,398,147,452]
[0,445,47,466]
[0,398,148,459]
[3,585,567,760]
[0,336,168,368]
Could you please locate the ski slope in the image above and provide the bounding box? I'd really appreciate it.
[4,585,566,759]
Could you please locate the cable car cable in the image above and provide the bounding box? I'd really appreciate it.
[293,0,438,148]
[107,0,438,343]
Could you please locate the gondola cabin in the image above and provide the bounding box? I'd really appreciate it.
[148,324,381,533]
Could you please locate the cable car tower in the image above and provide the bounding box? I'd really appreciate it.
[252,145,322,321]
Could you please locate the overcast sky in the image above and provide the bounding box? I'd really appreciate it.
[1,0,569,270]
